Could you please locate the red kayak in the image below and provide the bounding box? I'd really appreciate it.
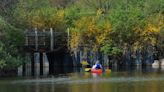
[91,69,103,73]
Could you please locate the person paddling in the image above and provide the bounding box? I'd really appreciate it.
[92,60,102,70]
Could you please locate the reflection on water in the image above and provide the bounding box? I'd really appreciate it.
[1,66,164,92]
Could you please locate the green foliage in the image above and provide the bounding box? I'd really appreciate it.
[100,40,122,56]
[65,5,81,27]
[69,0,164,60]
[0,0,164,67]
[0,42,23,69]
[108,2,145,44]
[0,16,5,26]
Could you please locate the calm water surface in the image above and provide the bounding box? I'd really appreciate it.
[1,66,164,92]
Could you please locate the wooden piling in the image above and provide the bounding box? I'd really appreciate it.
[34,52,40,76]
[25,29,28,46]
[50,28,54,51]
[40,52,43,75]
[35,28,38,51]
[67,28,70,47]
[31,53,34,76]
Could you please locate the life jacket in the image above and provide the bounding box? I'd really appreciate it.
[95,64,102,69]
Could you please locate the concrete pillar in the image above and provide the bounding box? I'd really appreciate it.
[80,50,82,64]
[152,60,160,69]
[35,28,38,51]
[34,52,40,76]
[18,53,31,76]
[73,51,77,66]
[160,59,164,66]
[17,65,23,76]
[25,53,31,76]
[160,59,164,70]
[50,28,54,51]
[104,55,109,67]
[43,52,49,76]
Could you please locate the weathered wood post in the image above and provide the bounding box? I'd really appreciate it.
[34,52,40,76]
[40,53,43,75]
[43,52,49,76]
[35,28,38,51]
[34,28,40,76]
[25,53,32,76]
[80,50,82,65]
[67,28,70,48]
[43,29,46,46]
[50,28,54,51]
[25,29,28,46]
[104,55,109,67]
[31,53,34,76]
[17,65,23,76]
[73,51,77,66]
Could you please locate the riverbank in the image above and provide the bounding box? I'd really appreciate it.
[0,68,17,77]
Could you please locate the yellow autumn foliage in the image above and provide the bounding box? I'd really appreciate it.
[96,34,105,45]
[87,21,97,37]
[130,13,164,52]
[29,9,66,30]
[141,13,164,46]
[144,23,160,34]
[75,17,89,30]
[69,28,81,52]
[96,22,112,45]
[96,8,104,18]
[31,15,45,29]
[69,14,113,53]
[51,10,65,24]
[50,10,66,30]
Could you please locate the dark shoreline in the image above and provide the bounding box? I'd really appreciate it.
[0,68,17,77]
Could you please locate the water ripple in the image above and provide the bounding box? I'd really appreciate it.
[11,76,164,85]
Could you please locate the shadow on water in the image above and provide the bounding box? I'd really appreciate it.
[46,49,76,76]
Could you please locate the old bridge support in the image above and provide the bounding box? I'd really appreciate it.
[18,28,74,76]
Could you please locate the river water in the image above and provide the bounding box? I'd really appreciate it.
[0,66,164,92]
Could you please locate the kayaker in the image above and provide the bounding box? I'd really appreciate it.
[92,60,102,70]
[86,64,91,68]
[81,58,89,66]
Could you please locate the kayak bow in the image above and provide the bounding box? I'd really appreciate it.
[91,69,103,73]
